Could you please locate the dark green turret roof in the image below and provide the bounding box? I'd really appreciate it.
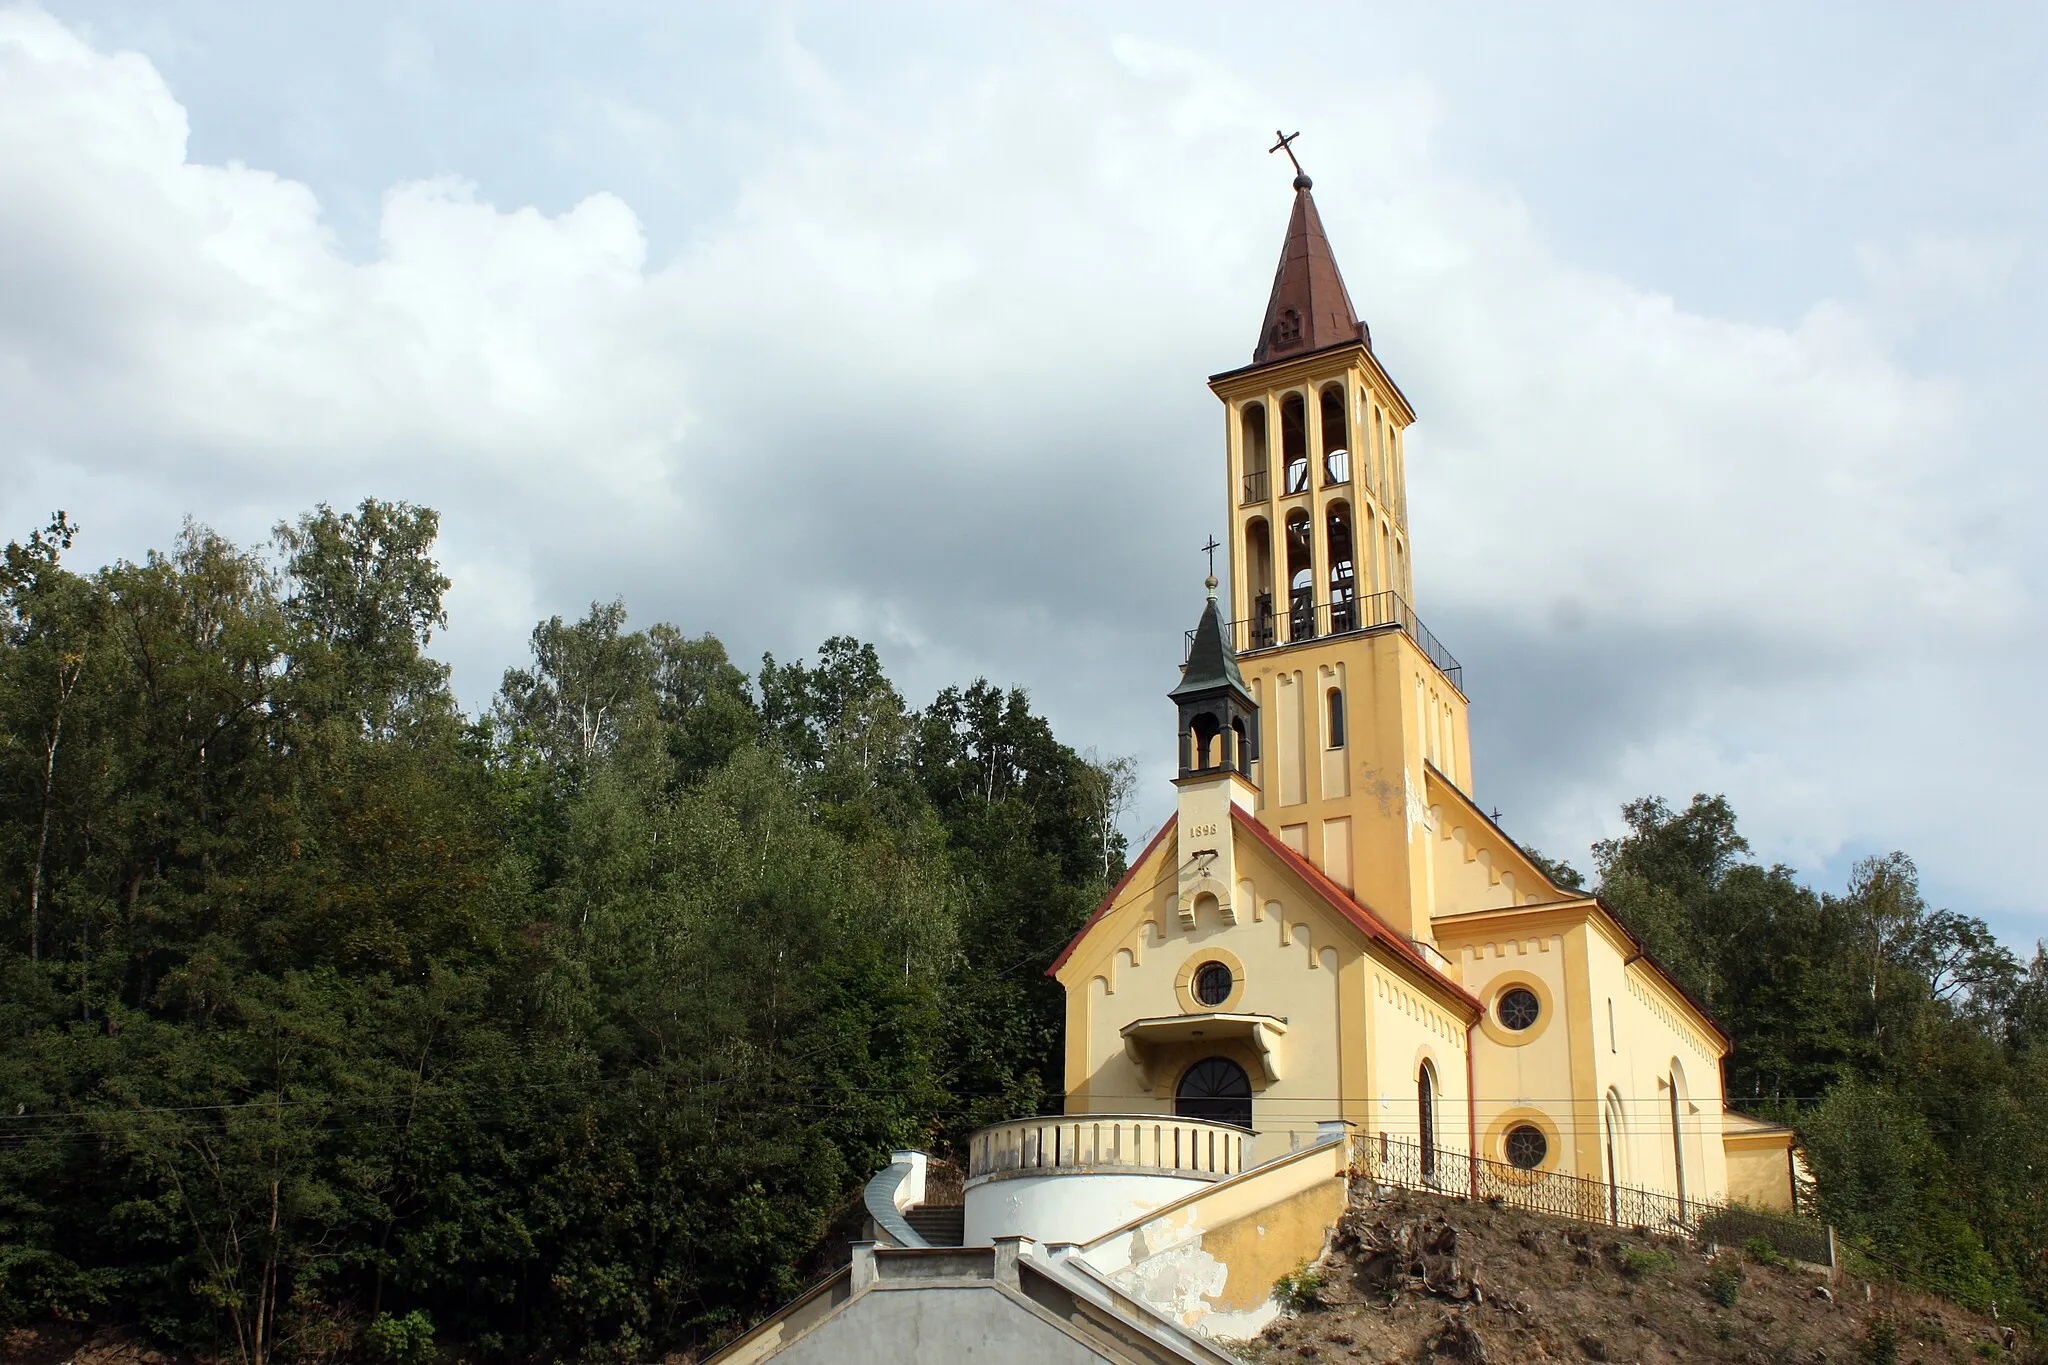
[1171,585,1254,704]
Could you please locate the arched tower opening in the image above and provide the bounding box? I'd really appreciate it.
[1320,384,1349,486]
[1244,516,1275,648]
[1326,500,1355,632]
[1281,393,1309,494]
[1285,509,1315,642]
[1240,402,1269,504]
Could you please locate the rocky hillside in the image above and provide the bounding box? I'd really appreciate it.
[1238,1187,2027,1365]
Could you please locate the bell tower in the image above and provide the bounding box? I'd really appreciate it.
[1206,157,1473,946]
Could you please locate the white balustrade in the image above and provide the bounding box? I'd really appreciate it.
[967,1114,1249,1183]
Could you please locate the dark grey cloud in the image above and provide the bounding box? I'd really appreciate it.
[2,3,2043,942]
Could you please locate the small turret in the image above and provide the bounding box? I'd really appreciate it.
[1171,575,1260,780]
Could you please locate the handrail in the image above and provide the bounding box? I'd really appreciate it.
[967,1114,1251,1183]
[862,1153,929,1248]
[1185,590,1464,693]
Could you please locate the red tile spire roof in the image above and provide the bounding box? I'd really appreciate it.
[1252,175,1369,365]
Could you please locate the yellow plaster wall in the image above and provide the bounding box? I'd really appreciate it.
[1444,921,1582,1178]
[1581,921,1731,1205]
[1365,969,1470,1159]
[1724,1136,1797,1212]
[1063,829,1350,1153]
[1423,767,1566,918]
[1235,629,1463,945]
[1061,826,1475,1156]
[1081,1138,1349,1337]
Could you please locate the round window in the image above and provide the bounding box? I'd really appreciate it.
[1497,986,1541,1032]
[1504,1124,1548,1170]
[1193,961,1234,1007]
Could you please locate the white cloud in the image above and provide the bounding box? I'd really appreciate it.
[0,6,2040,933]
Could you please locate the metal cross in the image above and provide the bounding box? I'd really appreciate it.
[1201,535,1222,578]
[1269,129,1305,177]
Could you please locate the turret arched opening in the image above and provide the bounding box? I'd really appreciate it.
[1186,712,1225,772]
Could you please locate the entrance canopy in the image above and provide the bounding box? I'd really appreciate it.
[1120,1013,1288,1091]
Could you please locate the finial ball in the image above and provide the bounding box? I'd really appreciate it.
[1204,574,1219,597]
[1293,173,1313,190]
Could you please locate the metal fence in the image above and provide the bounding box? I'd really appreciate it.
[1357,1135,1833,1269]
[1184,589,1464,693]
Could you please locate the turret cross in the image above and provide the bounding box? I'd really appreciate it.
[1201,535,1222,579]
[1269,129,1306,178]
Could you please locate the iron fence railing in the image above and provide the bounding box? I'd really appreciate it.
[1357,1136,1833,1269]
[1185,590,1464,693]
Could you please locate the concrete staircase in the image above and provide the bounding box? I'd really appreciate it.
[904,1203,965,1247]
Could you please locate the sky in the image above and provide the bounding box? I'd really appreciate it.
[2,2,2044,943]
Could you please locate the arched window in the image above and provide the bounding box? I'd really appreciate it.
[1325,501,1355,632]
[1176,1057,1252,1130]
[1604,1089,1627,1223]
[1320,386,1350,486]
[1284,509,1315,642]
[1244,518,1274,648]
[1418,1062,1438,1181]
[1281,393,1309,494]
[1669,1067,1688,1216]
[1231,717,1252,774]
[1326,687,1345,749]
[1240,403,1269,504]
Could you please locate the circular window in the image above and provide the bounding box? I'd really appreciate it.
[1193,961,1234,1007]
[1497,987,1541,1032]
[1504,1125,1548,1170]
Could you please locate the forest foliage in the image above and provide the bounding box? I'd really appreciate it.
[1583,795,2048,1317]
[2,503,2043,1360]
[0,504,1126,1362]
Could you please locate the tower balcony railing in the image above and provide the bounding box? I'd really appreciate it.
[967,1113,1252,1185]
[1186,589,1464,693]
[1241,468,1269,504]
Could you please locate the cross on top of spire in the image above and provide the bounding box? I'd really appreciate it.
[1269,129,1310,189]
[1250,132,1367,363]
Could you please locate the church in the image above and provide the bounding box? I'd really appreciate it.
[709,157,1804,1364]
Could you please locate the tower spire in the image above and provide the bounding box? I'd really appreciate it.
[1252,139,1368,364]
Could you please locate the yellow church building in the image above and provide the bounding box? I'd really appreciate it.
[1047,166,1796,1216]
[715,160,1811,1364]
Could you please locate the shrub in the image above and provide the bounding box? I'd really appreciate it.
[1859,1312,1899,1365]
[1617,1247,1675,1281]
[1745,1236,1786,1268]
[365,1310,437,1365]
[1272,1263,1326,1312]
[1706,1261,1742,1308]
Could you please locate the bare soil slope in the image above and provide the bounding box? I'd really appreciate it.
[1237,1187,2024,1365]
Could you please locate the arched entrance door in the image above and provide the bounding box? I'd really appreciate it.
[1175,1057,1252,1131]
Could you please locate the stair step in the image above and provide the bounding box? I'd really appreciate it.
[904,1203,965,1247]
